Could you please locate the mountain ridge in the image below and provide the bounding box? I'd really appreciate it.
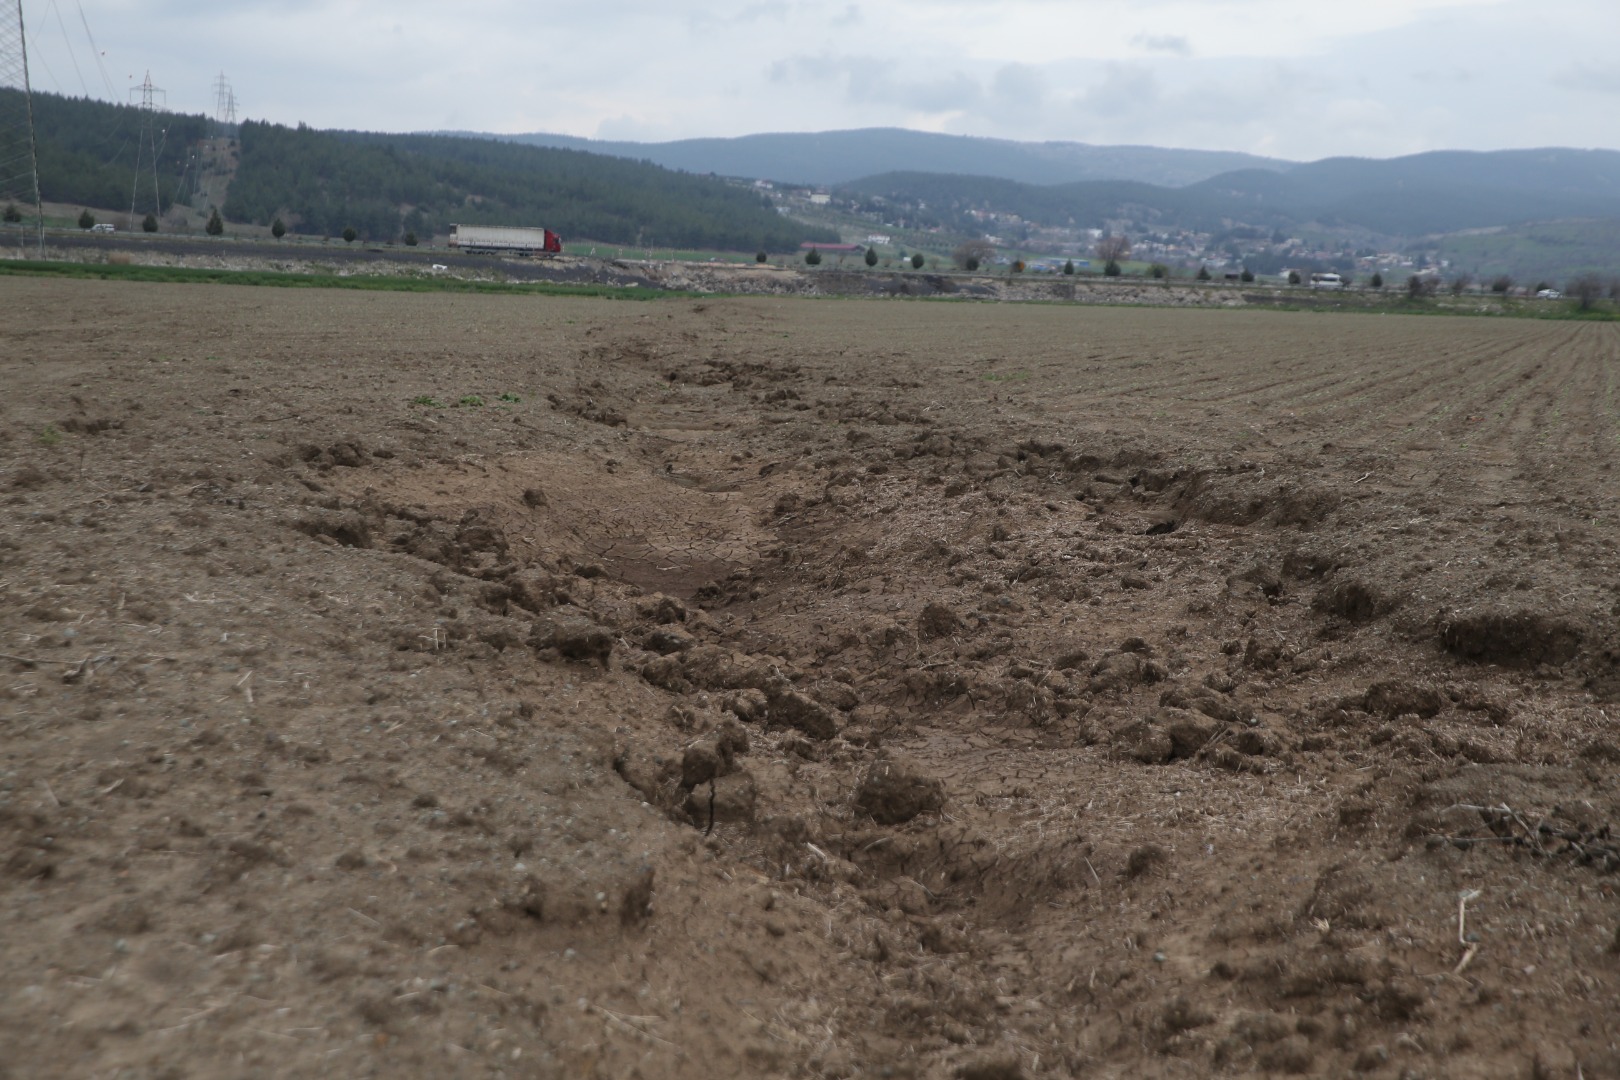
[446,128,1620,262]
[439,127,1295,188]
[837,147,1620,242]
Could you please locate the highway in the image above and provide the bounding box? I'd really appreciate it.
[2,228,649,285]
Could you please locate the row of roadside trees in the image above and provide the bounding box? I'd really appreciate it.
[927,229,1620,308]
[1399,271,1619,309]
[62,206,420,245]
[66,206,224,235]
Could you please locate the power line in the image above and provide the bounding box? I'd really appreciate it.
[22,0,56,92]
[0,0,44,252]
[76,2,114,98]
[48,2,87,97]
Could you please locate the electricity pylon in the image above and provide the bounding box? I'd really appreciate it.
[212,71,237,130]
[128,70,164,229]
[0,0,43,252]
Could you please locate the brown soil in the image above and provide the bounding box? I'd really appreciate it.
[3,279,1619,1079]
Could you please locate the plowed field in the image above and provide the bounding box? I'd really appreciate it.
[3,279,1619,1079]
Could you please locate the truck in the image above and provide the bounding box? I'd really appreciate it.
[448,224,562,257]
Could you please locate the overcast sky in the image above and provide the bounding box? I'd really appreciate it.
[20,0,1620,162]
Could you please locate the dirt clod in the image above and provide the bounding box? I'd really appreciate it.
[644,625,695,654]
[1363,680,1445,719]
[768,686,842,740]
[1314,577,1391,621]
[680,719,750,788]
[1159,706,1220,758]
[1440,609,1583,667]
[537,613,616,665]
[854,755,945,824]
[683,771,757,825]
[918,600,964,639]
[1090,651,1167,692]
[1124,843,1168,879]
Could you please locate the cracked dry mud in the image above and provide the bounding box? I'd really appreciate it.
[3,278,1619,1079]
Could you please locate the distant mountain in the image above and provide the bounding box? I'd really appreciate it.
[447,128,1293,188]
[841,148,1620,240]
[1181,149,1620,235]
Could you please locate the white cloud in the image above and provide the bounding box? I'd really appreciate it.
[769,54,984,116]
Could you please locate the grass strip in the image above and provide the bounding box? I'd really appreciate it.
[0,258,703,299]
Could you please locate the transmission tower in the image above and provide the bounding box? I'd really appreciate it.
[128,70,164,229]
[212,71,237,129]
[0,0,43,252]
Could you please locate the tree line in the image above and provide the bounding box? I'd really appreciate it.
[0,89,210,212]
[7,89,836,251]
[224,122,836,250]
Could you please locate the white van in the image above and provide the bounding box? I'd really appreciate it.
[90,223,115,233]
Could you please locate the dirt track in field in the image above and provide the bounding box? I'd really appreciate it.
[3,279,1619,1079]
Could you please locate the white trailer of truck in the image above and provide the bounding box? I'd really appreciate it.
[448,224,563,256]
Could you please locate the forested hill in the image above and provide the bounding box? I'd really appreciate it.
[0,89,209,211]
[841,148,1620,239]
[6,89,835,251]
[226,123,833,249]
